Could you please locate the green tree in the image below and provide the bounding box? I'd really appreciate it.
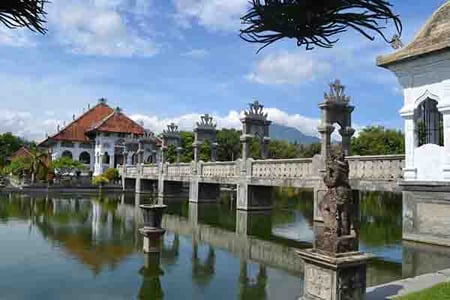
[52,157,86,178]
[103,168,119,183]
[351,126,404,155]
[0,132,23,166]
[217,129,241,161]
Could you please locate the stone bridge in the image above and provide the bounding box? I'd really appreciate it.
[119,154,404,220]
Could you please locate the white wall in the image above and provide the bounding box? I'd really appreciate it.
[390,51,450,181]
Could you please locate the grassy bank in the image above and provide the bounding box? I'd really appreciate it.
[396,282,450,300]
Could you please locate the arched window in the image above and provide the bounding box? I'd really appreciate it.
[415,98,443,146]
[79,152,91,164]
[61,150,73,159]
[103,152,110,164]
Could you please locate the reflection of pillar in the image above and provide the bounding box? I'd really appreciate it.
[138,252,164,299]
[339,127,355,156]
[211,142,218,162]
[192,243,216,287]
[193,142,201,162]
[238,261,267,300]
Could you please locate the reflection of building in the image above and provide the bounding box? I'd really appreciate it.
[377,3,450,182]
[39,98,155,175]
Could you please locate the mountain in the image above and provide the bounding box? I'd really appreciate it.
[270,123,320,145]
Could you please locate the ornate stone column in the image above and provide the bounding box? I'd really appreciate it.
[261,137,271,159]
[318,124,334,172]
[240,135,251,166]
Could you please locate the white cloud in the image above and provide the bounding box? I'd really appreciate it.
[181,48,209,58]
[0,109,62,141]
[246,51,331,85]
[47,0,158,57]
[131,107,321,139]
[0,27,35,47]
[172,0,248,31]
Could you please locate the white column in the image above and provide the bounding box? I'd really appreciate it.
[402,112,417,180]
[439,105,450,179]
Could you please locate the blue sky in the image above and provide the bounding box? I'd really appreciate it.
[0,0,447,140]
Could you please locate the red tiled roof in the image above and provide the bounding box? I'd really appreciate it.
[87,110,144,135]
[39,102,143,146]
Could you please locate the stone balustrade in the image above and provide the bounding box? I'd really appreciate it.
[250,158,313,179]
[167,163,191,177]
[200,161,239,178]
[142,164,158,176]
[347,155,405,180]
[119,154,405,190]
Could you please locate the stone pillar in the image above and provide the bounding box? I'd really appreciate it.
[261,137,271,159]
[211,142,218,162]
[402,112,417,180]
[339,127,355,156]
[193,142,201,163]
[318,124,334,172]
[439,106,450,179]
[126,152,133,166]
[237,184,273,211]
[240,135,251,173]
[176,147,183,164]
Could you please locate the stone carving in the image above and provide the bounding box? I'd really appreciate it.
[390,34,404,49]
[305,265,332,299]
[316,150,359,254]
[245,100,268,119]
[196,114,216,129]
[164,123,179,134]
[324,79,350,104]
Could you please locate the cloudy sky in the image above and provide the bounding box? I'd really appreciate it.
[0,0,446,141]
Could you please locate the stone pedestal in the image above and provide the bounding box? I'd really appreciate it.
[140,227,166,253]
[298,249,373,300]
[139,204,167,253]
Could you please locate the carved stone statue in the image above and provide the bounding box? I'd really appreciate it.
[316,150,359,254]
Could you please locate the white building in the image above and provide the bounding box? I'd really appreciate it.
[377,2,450,182]
[39,99,157,176]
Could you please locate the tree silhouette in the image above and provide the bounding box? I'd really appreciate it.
[0,1,47,34]
[240,0,402,52]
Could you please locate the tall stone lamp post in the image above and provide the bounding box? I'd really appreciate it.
[139,204,167,253]
[298,126,371,298]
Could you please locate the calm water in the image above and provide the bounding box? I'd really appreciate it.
[1,189,450,299]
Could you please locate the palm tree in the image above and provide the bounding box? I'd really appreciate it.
[29,148,48,183]
[240,0,402,52]
[0,0,47,33]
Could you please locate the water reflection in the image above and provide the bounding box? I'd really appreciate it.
[139,252,164,299]
[1,189,450,298]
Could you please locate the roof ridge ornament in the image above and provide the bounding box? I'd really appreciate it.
[324,79,350,104]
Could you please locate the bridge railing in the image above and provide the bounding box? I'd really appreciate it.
[347,155,404,180]
[167,163,192,177]
[200,161,239,178]
[124,165,138,177]
[142,164,158,176]
[250,158,314,179]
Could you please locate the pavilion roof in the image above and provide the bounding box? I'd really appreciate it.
[38,101,144,146]
[377,2,450,67]
[86,108,144,136]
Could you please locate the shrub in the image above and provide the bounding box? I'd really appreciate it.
[103,168,119,182]
[92,175,109,186]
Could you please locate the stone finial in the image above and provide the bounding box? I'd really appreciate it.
[324,79,350,104]
[88,104,91,110]
[98,98,107,104]
[196,114,216,129]
[164,123,179,134]
[245,100,268,119]
[72,114,75,120]
[115,106,122,114]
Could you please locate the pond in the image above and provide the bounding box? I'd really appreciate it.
[1,189,450,299]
